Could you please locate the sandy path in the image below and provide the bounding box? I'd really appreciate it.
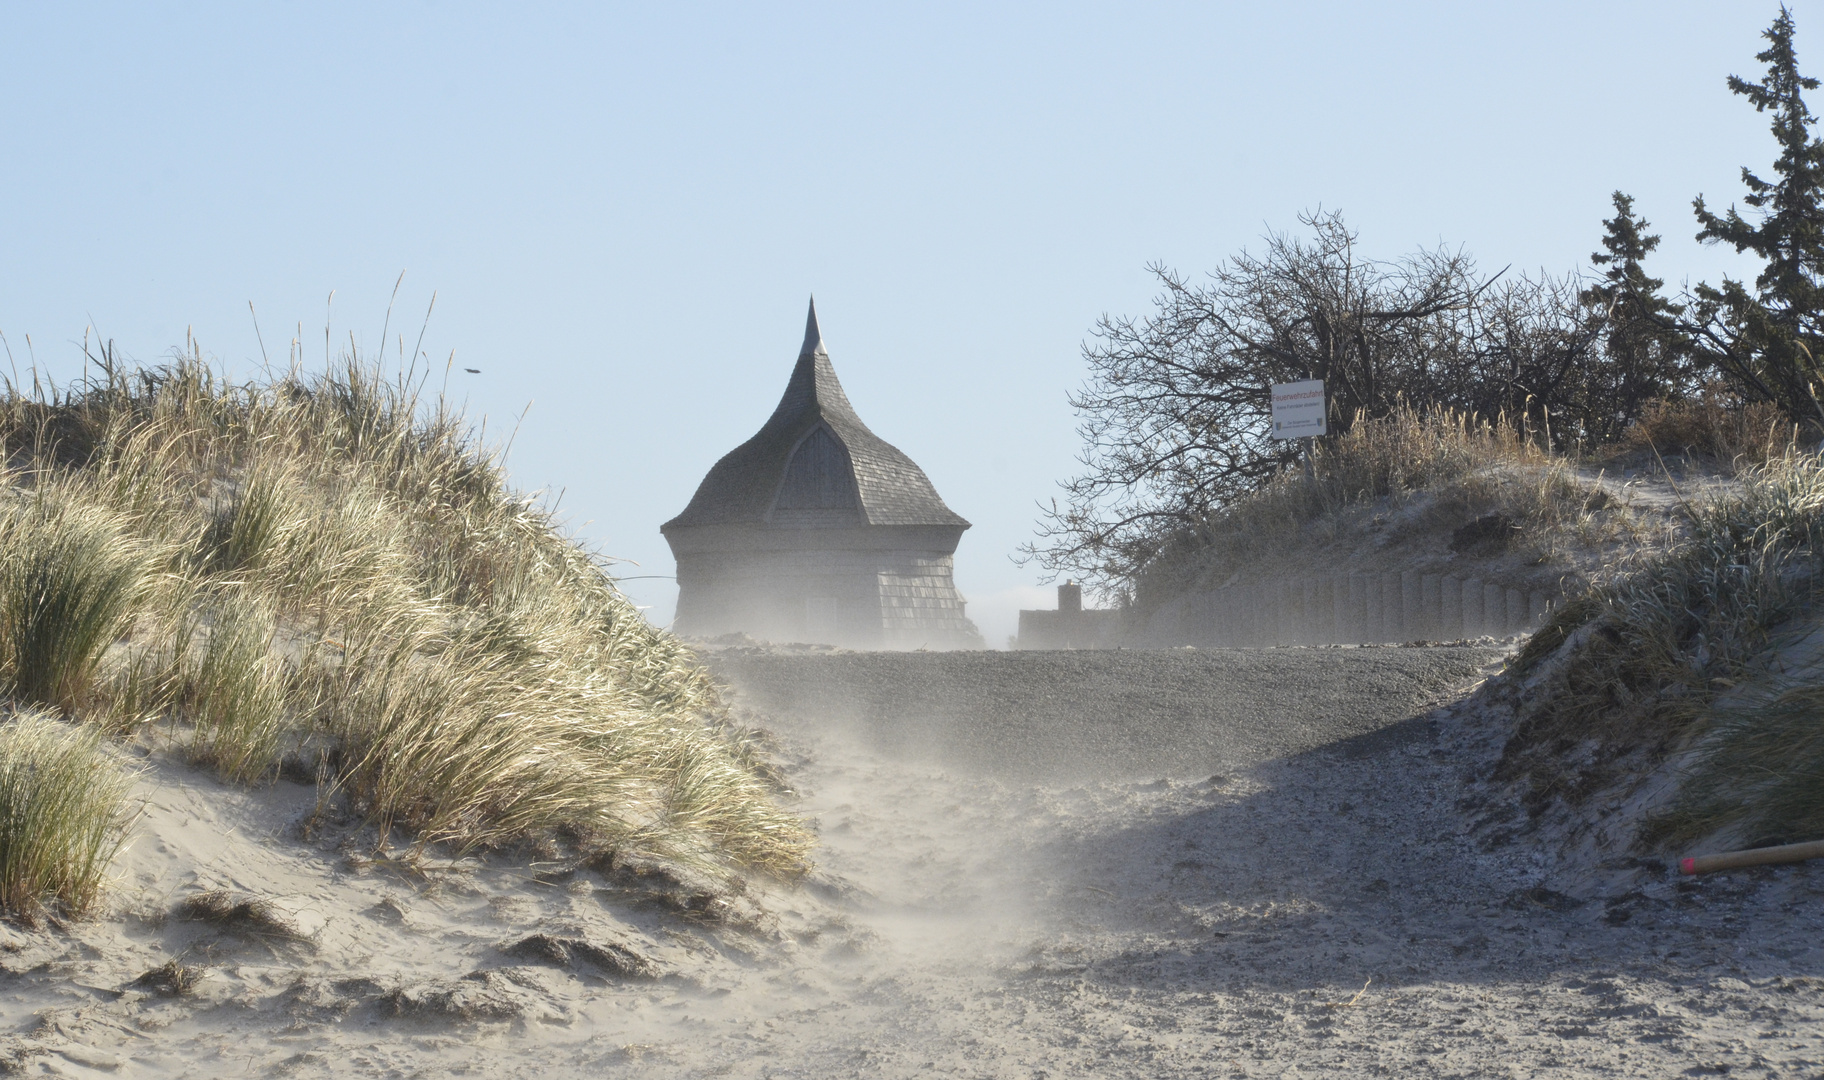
[714,648,1824,1078]
[1,646,1820,1076]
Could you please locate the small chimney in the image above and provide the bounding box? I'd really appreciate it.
[1058,581,1082,613]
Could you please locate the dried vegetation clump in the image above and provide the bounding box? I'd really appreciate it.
[130,958,203,997]
[0,344,810,919]
[1616,391,1799,471]
[176,888,311,943]
[501,932,658,979]
[1662,684,1824,849]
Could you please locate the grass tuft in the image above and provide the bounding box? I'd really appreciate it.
[0,504,149,714]
[200,464,295,575]
[1618,392,1798,469]
[131,958,203,996]
[0,711,134,920]
[177,594,290,784]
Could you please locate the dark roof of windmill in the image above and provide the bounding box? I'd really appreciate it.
[663,300,969,531]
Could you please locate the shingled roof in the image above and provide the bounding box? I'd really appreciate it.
[663,300,970,531]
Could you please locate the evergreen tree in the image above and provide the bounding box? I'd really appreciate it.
[1579,192,1691,438]
[1589,192,1675,312]
[1692,6,1824,427]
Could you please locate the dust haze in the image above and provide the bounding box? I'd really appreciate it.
[5,646,1821,1077]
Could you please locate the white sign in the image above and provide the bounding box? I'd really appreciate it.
[1270,379,1326,439]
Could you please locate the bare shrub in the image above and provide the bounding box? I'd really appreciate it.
[1025,212,1619,590]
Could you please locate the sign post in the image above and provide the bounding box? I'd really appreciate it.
[1269,379,1327,440]
[1271,379,1327,502]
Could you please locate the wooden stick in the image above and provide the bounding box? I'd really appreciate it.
[1681,839,1824,875]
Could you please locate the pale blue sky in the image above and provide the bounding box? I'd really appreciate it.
[0,2,1791,644]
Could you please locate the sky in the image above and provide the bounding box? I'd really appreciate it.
[0,1,1796,646]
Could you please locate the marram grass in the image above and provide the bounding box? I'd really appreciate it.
[0,710,134,920]
[1507,452,1824,847]
[0,501,150,715]
[0,347,809,917]
[1654,684,1824,848]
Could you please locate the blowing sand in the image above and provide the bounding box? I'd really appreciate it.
[1,645,1821,1077]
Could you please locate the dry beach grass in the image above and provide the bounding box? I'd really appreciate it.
[0,343,809,922]
[1135,404,1643,610]
[1139,395,1808,608]
[0,712,133,920]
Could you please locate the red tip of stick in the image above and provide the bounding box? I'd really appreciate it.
[1680,857,1697,875]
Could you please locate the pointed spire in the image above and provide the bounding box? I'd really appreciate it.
[661,297,970,533]
[800,295,827,358]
